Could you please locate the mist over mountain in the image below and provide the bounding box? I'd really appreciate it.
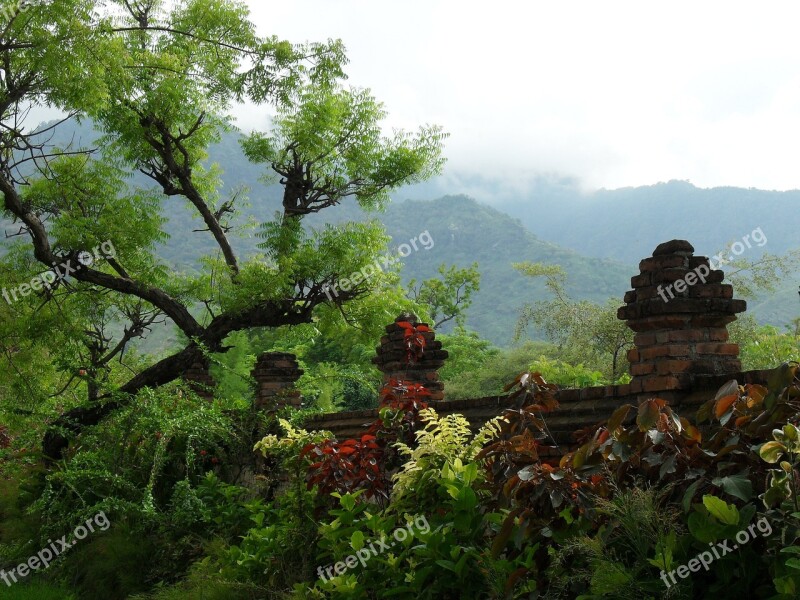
[399,173,800,329]
[7,121,798,346]
[401,175,799,259]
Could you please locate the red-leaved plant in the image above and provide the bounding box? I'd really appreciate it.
[479,362,800,593]
[301,379,430,503]
[395,320,431,363]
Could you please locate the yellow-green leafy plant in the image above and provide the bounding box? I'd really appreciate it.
[254,418,331,461]
[254,418,331,487]
[759,423,800,510]
[392,408,503,508]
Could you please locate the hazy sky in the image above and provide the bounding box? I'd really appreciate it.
[242,0,800,192]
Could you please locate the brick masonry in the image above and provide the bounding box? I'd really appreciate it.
[304,368,774,457]
[251,352,304,410]
[182,358,215,400]
[371,312,449,401]
[306,240,772,456]
[619,239,746,394]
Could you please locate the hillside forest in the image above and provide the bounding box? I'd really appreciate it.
[0,2,799,599]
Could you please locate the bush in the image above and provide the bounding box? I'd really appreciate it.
[0,582,78,600]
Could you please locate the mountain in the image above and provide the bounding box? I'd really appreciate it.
[379,196,631,343]
[399,175,800,329]
[400,176,800,261]
[3,121,796,347]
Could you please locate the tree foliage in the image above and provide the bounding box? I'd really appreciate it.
[513,262,633,380]
[407,262,480,329]
[0,0,445,458]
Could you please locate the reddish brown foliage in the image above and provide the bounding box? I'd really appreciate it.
[396,321,431,363]
[301,379,430,501]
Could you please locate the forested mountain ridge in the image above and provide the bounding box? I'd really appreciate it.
[401,177,800,330]
[5,122,796,346]
[401,176,800,261]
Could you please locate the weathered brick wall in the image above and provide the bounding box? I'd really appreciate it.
[182,358,215,400]
[305,240,772,456]
[303,368,773,457]
[251,352,304,410]
[620,239,746,395]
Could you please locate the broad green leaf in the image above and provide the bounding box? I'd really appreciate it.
[785,558,800,570]
[703,495,739,525]
[340,494,356,511]
[760,441,787,463]
[350,530,365,551]
[683,479,703,513]
[763,483,791,509]
[688,510,725,543]
[712,474,754,502]
[774,575,796,595]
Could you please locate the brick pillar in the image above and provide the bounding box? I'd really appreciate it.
[183,358,215,400]
[251,352,304,410]
[371,312,448,401]
[618,240,747,395]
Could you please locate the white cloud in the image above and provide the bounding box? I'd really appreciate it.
[242,0,800,191]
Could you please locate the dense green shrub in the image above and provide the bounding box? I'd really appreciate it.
[0,582,78,600]
[3,348,800,599]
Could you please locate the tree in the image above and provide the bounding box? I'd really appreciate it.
[736,322,800,371]
[406,263,480,329]
[723,248,800,300]
[514,248,800,381]
[0,0,445,459]
[513,262,633,380]
[437,328,498,384]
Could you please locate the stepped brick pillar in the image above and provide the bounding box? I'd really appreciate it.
[183,358,215,400]
[251,352,303,410]
[618,240,747,396]
[372,312,448,401]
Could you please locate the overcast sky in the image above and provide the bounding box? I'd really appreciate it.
[241,0,800,192]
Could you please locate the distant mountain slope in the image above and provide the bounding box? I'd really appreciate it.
[525,181,798,263]
[401,176,800,329]
[5,121,794,345]
[381,196,631,344]
[401,176,800,262]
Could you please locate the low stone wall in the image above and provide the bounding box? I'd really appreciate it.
[304,368,774,457]
[179,238,775,461]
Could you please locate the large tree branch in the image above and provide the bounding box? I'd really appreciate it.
[41,293,333,461]
[72,259,203,338]
[42,344,202,462]
[0,173,204,338]
[0,172,54,263]
[136,111,240,274]
[113,26,258,56]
